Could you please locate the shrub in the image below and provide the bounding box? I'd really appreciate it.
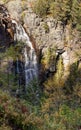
[41,105,81,130]
[43,23,49,33]
[33,0,81,32]
[0,90,43,130]
[23,78,41,105]
[32,0,50,17]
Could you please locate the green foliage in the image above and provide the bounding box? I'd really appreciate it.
[0,90,43,130]
[41,104,81,130]
[5,41,25,60]
[40,59,81,129]
[41,47,56,70]
[51,0,72,22]
[0,41,24,60]
[43,23,49,33]
[0,61,81,130]
[0,41,25,93]
[33,0,81,31]
[55,56,64,81]
[42,56,64,112]
[1,89,81,130]
[64,62,81,95]
[23,78,41,105]
[32,0,50,17]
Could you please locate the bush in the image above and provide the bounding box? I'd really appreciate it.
[23,78,41,105]
[32,0,50,17]
[33,0,81,32]
[0,90,43,130]
[41,105,81,130]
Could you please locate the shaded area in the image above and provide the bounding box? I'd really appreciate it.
[0,58,25,96]
[43,60,81,111]
[0,4,14,52]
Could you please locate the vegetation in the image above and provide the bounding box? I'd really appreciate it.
[43,23,49,33]
[23,78,42,105]
[0,1,81,130]
[40,61,81,130]
[0,90,43,130]
[41,47,56,70]
[0,61,81,130]
[0,41,25,94]
[33,0,81,31]
[0,52,81,129]
[32,0,50,17]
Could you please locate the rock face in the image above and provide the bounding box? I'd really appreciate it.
[0,5,14,49]
[12,20,38,86]
[0,0,81,79]
[0,4,38,87]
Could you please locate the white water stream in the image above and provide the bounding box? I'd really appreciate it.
[12,20,38,86]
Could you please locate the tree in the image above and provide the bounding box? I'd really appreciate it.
[33,0,50,17]
[71,0,81,31]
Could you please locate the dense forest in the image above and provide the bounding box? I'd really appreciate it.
[0,0,81,130]
[33,0,81,31]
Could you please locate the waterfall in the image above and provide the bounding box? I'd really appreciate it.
[12,20,38,86]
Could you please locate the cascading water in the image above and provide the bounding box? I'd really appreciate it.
[12,20,38,86]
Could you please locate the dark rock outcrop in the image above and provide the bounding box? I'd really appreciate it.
[0,5,14,50]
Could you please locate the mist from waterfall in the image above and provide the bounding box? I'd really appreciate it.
[12,20,38,86]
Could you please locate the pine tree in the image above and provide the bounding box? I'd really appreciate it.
[50,0,72,23]
[71,0,81,31]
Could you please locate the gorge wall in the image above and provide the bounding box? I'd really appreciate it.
[0,0,81,83]
[0,3,38,89]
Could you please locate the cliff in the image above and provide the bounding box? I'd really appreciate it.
[0,0,81,80]
[0,1,81,130]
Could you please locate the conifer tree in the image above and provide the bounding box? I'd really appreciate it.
[71,0,81,30]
